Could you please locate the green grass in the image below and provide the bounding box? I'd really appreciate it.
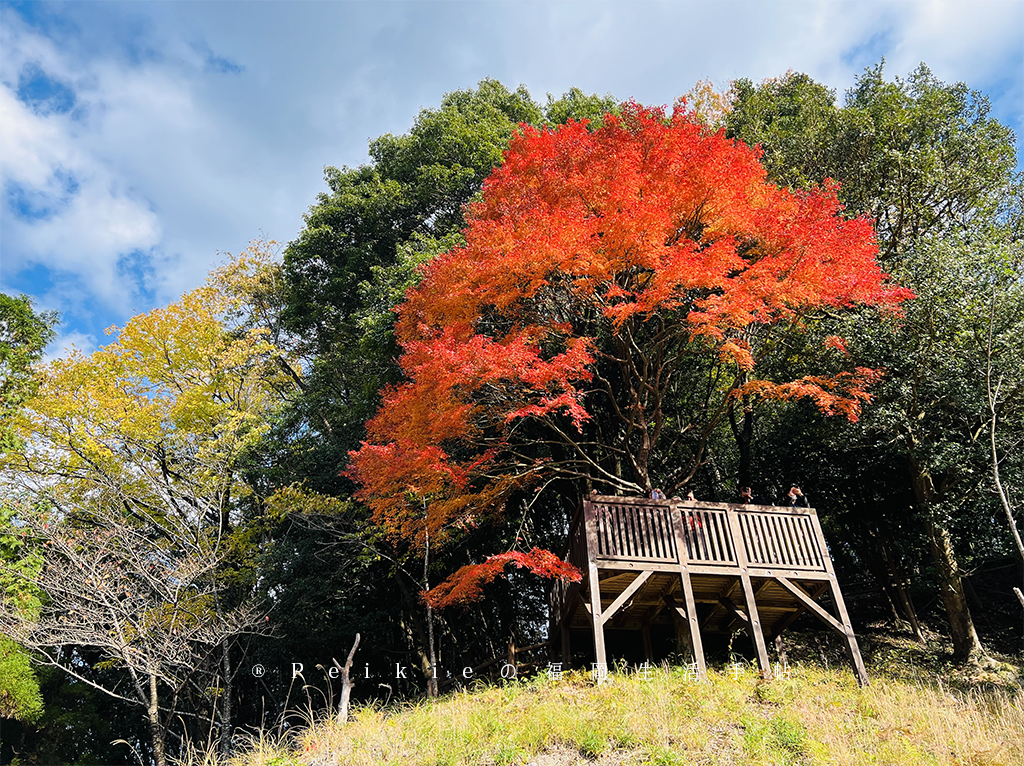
[181,632,1024,766]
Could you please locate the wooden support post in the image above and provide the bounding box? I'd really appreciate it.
[727,510,771,677]
[583,502,607,673]
[640,604,660,664]
[561,624,571,667]
[670,504,706,680]
[641,623,654,663]
[774,634,787,666]
[828,577,869,687]
[807,510,869,687]
[673,611,688,656]
[665,596,692,659]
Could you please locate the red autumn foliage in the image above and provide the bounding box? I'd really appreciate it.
[348,102,911,608]
[424,548,582,610]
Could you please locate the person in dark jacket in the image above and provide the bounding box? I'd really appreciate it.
[783,486,809,507]
[739,486,775,505]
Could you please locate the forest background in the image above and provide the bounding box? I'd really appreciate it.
[1,63,1023,766]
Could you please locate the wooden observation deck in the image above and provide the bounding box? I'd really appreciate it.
[550,495,869,685]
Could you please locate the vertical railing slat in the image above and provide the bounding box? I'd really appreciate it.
[771,515,789,565]
[758,515,779,565]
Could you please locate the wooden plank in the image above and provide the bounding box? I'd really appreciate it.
[761,514,781,565]
[775,577,845,634]
[660,507,677,560]
[663,593,688,620]
[588,495,815,516]
[600,570,653,626]
[739,513,760,565]
[643,506,658,558]
[787,516,810,567]
[746,561,826,576]
[718,596,749,623]
[711,511,729,562]
[671,504,707,681]
[726,510,771,677]
[807,510,869,687]
[595,560,829,577]
[584,502,607,672]
[798,516,822,567]
[627,506,640,557]
[640,506,654,558]
[794,517,814,567]
[773,515,797,566]
[747,513,766,565]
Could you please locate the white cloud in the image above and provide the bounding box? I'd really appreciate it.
[42,329,98,363]
[0,18,163,307]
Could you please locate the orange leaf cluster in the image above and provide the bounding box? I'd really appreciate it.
[423,548,581,610]
[733,367,886,422]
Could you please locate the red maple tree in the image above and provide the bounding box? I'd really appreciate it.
[349,103,910,608]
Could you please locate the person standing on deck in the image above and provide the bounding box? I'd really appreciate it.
[784,486,809,507]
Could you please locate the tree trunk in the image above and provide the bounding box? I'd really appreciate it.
[863,543,903,624]
[925,517,985,662]
[728,400,754,489]
[394,570,434,690]
[148,673,167,766]
[909,457,984,662]
[879,537,925,642]
[218,638,233,758]
[334,633,361,723]
[424,528,438,698]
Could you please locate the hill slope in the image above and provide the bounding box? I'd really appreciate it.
[195,637,1022,766]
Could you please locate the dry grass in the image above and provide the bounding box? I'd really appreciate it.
[184,658,1024,766]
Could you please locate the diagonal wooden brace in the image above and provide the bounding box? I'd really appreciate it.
[775,576,845,635]
[600,570,652,626]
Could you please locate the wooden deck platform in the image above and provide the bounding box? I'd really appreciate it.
[550,495,868,685]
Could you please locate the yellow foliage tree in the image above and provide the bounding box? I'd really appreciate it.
[0,242,296,766]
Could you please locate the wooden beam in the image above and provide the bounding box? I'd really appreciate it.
[600,570,653,626]
[718,597,749,623]
[768,582,828,639]
[584,502,607,673]
[700,580,740,630]
[671,505,707,680]
[663,594,688,620]
[727,512,771,677]
[775,577,845,634]
[806,512,868,686]
[726,580,773,634]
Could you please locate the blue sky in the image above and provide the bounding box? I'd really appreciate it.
[2,0,1022,359]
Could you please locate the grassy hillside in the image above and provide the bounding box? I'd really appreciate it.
[184,632,1023,766]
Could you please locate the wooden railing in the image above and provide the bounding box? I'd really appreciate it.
[577,496,828,573]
